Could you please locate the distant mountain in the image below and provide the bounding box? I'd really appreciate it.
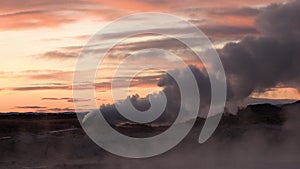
[236,103,285,125]
[0,101,299,139]
[221,100,300,126]
[1,101,300,129]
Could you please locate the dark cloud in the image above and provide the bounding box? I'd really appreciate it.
[255,0,300,40]
[95,0,300,123]
[34,107,76,112]
[26,71,73,80]
[42,97,66,100]
[209,7,261,17]
[9,73,160,92]
[101,74,163,89]
[15,106,47,109]
[221,0,300,100]
[41,51,77,60]
[96,65,212,124]
[42,97,91,103]
[46,107,75,112]
[60,44,84,51]
[29,82,66,86]
[221,37,296,99]
[0,10,45,17]
[58,22,258,60]
[79,24,257,63]
[201,25,259,38]
[2,70,73,81]
[178,6,260,39]
[12,85,71,91]
[39,44,81,60]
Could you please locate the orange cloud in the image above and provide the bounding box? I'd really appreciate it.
[0,0,285,31]
[251,88,300,100]
[0,10,75,30]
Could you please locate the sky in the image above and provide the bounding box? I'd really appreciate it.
[1,0,300,113]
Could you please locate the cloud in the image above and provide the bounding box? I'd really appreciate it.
[0,0,124,30]
[178,6,260,39]
[0,9,76,30]
[95,0,300,123]
[7,72,161,92]
[0,10,45,17]
[42,97,66,100]
[35,40,82,60]
[221,0,300,100]
[0,69,73,81]
[42,97,91,103]
[11,85,71,91]
[0,0,282,31]
[41,51,77,60]
[208,7,261,17]
[26,71,73,80]
[45,107,75,112]
[95,65,213,124]
[15,106,47,109]
[255,0,300,39]
[13,105,76,112]
[0,0,86,11]
[201,25,259,39]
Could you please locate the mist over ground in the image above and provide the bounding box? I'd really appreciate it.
[1,101,300,169]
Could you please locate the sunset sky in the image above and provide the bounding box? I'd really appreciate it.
[1,0,300,113]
